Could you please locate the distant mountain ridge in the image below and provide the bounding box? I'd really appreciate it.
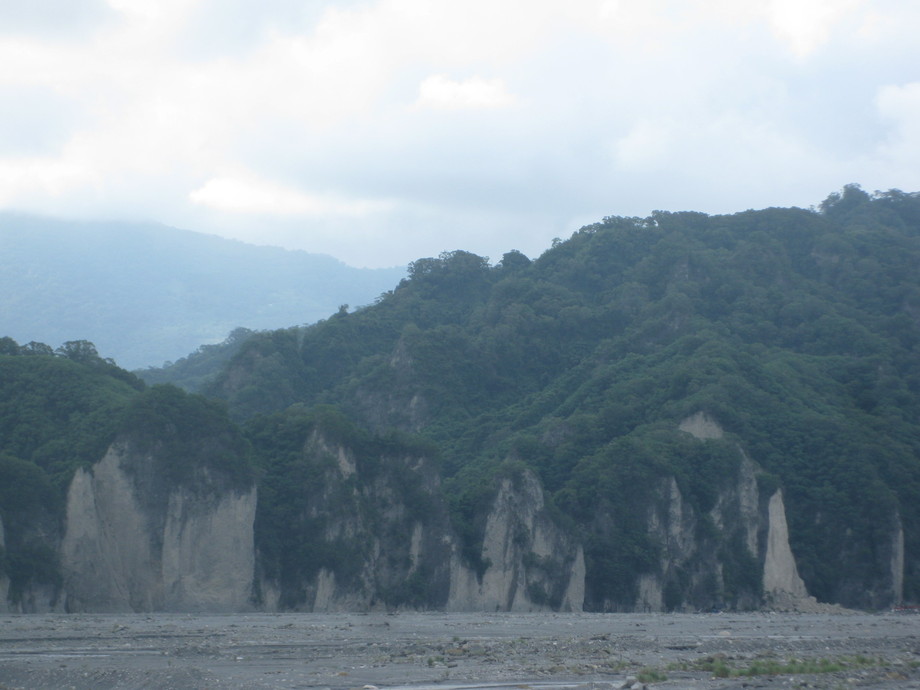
[0,214,406,369]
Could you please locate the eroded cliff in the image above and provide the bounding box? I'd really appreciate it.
[62,443,257,612]
[448,469,584,612]
[252,419,584,612]
[0,515,8,612]
[590,412,819,612]
[7,406,898,613]
[255,429,455,611]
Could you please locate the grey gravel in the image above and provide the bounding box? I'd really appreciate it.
[0,612,918,689]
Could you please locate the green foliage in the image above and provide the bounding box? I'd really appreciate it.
[245,404,444,606]
[0,344,140,487]
[720,535,763,602]
[637,667,668,683]
[138,327,255,392]
[0,453,61,599]
[200,187,920,609]
[9,186,907,611]
[5,541,61,602]
[0,343,152,599]
[0,453,57,520]
[688,653,882,679]
[0,343,259,599]
[119,384,254,490]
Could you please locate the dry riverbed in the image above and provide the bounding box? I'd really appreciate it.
[1,612,918,689]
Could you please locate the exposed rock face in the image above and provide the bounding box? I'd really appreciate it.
[635,476,706,612]
[61,445,257,612]
[259,432,584,612]
[762,489,808,599]
[616,413,816,612]
[892,518,905,606]
[160,484,257,611]
[16,405,890,614]
[448,470,584,612]
[678,411,725,440]
[258,431,455,611]
[0,515,8,612]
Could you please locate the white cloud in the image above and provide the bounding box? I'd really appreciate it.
[0,0,115,37]
[415,75,516,110]
[189,175,390,217]
[106,0,163,21]
[0,156,89,205]
[613,120,674,171]
[877,81,920,141]
[0,0,918,266]
[767,0,864,57]
[873,81,920,189]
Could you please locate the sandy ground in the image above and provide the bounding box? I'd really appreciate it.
[0,612,918,689]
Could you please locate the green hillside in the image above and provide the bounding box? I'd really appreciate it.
[206,185,920,608]
[0,340,252,604]
[3,186,919,611]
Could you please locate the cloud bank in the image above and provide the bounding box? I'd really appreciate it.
[1,0,918,266]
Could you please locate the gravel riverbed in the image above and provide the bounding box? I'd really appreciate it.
[1,612,918,689]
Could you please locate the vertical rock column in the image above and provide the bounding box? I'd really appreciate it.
[62,446,257,612]
[0,514,9,612]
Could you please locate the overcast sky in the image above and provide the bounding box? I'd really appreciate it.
[1,0,918,267]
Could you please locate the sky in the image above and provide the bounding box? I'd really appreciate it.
[1,0,919,268]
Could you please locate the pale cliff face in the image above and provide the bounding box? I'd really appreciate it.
[291,409,818,614]
[762,489,808,599]
[257,432,585,613]
[0,514,8,612]
[61,445,257,613]
[448,470,584,612]
[892,519,905,606]
[62,452,160,612]
[160,484,257,611]
[618,413,816,612]
[48,411,874,614]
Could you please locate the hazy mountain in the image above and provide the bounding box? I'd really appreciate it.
[0,214,406,369]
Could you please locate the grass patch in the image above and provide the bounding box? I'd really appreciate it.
[686,654,884,679]
[636,667,668,683]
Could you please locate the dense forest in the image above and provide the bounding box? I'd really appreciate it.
[201,184,920,607]
[3,185,920,610]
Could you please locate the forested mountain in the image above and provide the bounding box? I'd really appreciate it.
[0,215,405,369]
[2,185,920,613]
[207,185,920,609]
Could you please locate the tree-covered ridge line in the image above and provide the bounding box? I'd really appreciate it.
[204,185,920,608]
[3,185,920,611]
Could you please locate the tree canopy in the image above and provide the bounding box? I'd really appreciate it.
[204,187,920,607]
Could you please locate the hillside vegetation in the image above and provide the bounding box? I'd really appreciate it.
[3,186,919,611]
[0,339,252,604]
[206,185,920,608]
